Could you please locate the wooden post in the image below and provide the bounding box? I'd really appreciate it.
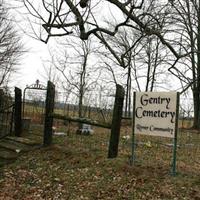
[14,87,22,137]
[108,84,125,158]
[43,81,55,146]
[0,89,3,108]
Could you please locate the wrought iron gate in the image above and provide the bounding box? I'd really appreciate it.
[22,80,47,130]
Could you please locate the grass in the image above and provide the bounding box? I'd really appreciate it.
[0,124,200,199]
[23,103,113,125]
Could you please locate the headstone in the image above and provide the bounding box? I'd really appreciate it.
[80,124,93,135]
[22,118,31,131]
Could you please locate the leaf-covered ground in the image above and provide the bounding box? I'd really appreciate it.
[0,128,200,200]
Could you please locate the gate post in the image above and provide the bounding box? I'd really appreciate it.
[108,84,125,158]
[14,87,22,137]
[43,81,55,146]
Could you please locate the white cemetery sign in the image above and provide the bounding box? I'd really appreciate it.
[133,92,178,138]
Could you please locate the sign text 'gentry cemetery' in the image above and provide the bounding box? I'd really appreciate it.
[134,92,178,138]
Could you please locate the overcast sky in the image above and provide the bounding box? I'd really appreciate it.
[14,36,50,89]
[7,1,51,90]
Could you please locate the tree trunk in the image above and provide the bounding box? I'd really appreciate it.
[78,53,87,130]
[193,88,200,129]
[125,65,131,117]
[193,3,200,129]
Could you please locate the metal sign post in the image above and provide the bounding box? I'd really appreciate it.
[171,92,180,176]
[131,92,136,165]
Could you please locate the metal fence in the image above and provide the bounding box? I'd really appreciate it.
[49,122,200,177]
[0,89,14,138]
[18,87,200,176]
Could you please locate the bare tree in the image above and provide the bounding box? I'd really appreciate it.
[41,56,59,85]
[47,35,100,124]
[0,1,23,87]
[164,0,200,129]
[98,25,171,117]
[21,0,200,129]
[21,0,185,59]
